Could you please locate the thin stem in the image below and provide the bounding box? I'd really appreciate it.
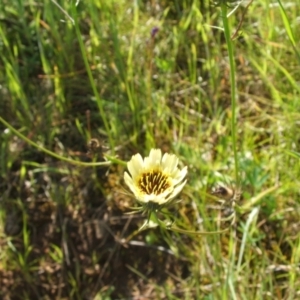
[0,116,111,167]
[221,3,239,187]
[220,3,239,299]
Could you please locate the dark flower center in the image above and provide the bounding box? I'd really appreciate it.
[138,170,170,195]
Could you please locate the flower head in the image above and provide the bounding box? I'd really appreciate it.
[124,149,187,210]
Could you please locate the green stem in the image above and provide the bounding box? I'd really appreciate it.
[0,116,111,167]
[220,4,239,299]
[221,3,239,187]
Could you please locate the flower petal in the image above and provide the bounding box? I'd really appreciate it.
[167,179,187,201]
[127,153,144,179]
[124,172,136,193]
[162,153,178,173]
[172,166,188,185]
[145,149,162,169]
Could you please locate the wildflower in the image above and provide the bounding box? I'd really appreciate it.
[124,149,187,212]
[151,26,159,39]
[123,149,231,234]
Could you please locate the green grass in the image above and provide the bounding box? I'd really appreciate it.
[1,0,300,299]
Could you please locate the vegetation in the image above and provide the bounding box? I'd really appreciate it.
[0,0,300,299]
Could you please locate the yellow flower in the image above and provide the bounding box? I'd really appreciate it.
[124,149,187,209]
